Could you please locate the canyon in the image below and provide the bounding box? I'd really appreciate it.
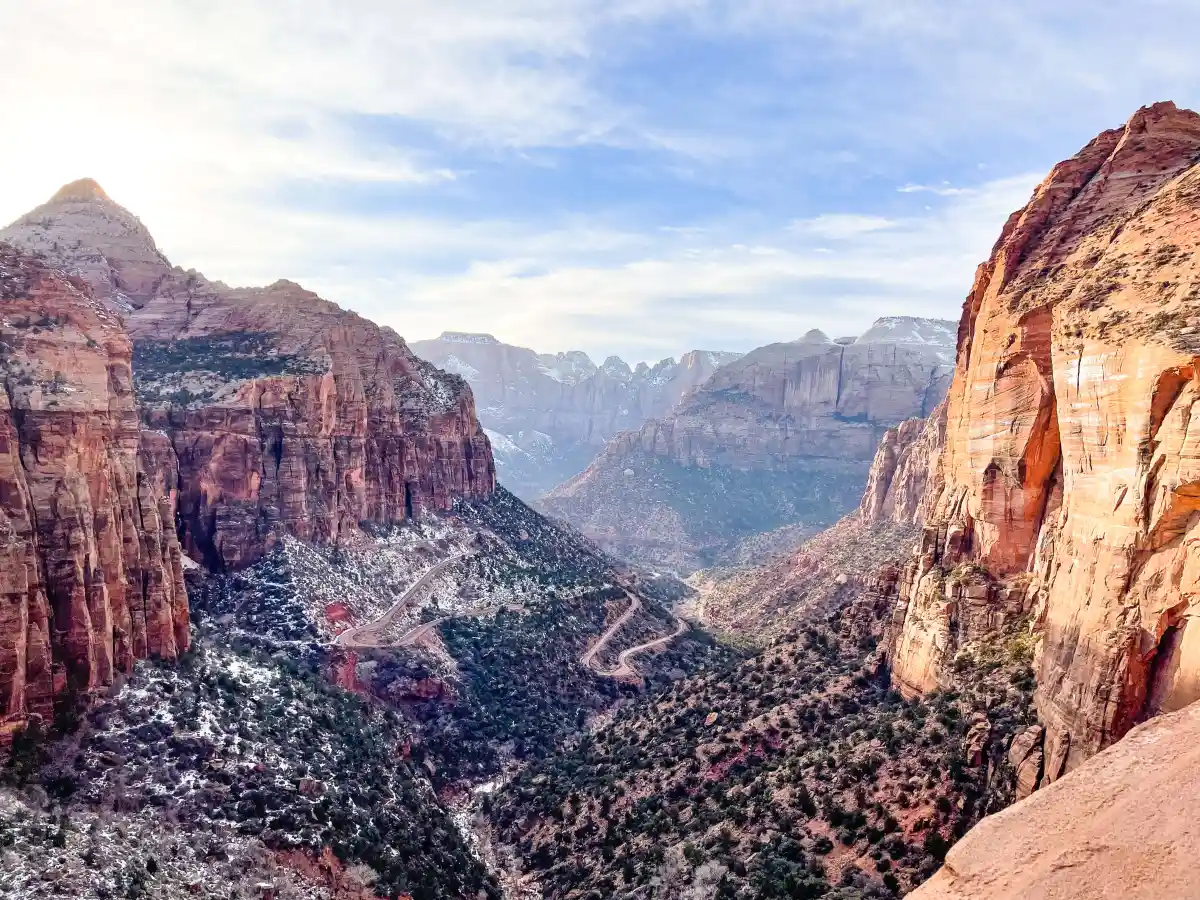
[411,331,741,498]
[4,100,1200,900]
[0,179,494,721]
[541,318,956,572]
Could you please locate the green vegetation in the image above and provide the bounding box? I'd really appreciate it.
[20,637,500,900]
[636,454,870,566]
[132,331,326,404]
[488,598,1037,899]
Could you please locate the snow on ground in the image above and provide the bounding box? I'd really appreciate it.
[0,786,338,900]
[197,496,612,646]
[434,331,501,345]
[442,353,481,380]
[855,316,957,346]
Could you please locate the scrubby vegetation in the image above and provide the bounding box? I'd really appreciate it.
[549,451,871,573]
[132,331,326,404]
[488,595,1037,899]
[2,489,744,897]
[4,636,500,899]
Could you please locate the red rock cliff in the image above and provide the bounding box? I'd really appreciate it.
[2,185,496,570]
[888,101,1200,784]
[0,245,188,724]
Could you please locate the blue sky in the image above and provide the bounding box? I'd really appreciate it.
[4,1,1200,362]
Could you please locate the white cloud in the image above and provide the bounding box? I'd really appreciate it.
[368,173,1039,361]
[4,1,1200,366]
[791,214,896,239]
[898,184,971,196]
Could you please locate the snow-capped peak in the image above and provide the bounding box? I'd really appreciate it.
[855,316,956,347]
[437,331,501,345]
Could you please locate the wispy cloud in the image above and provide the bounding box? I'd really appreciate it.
[3,2,1200,362]
[898,184,971,196]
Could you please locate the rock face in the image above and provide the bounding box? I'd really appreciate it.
[2,185,495,572]
[887,102,1200,782]
[410,332,741,498]
[613,323,953,471]
[3,179,172,309]
[0,245,188,724]
[858,403,947,527]
[912,699,1200,900]
[540,318,954,572]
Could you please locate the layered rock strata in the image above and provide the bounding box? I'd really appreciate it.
[886,101,1200,783]
[0,245,188,723]
[2,183,495,571]
[411,332,741,497]
[541,319,954,572]
[610,323,953,471]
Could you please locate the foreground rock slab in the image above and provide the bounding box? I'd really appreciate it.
[913,699,1200,900]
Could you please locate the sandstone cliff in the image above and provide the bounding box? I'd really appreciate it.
[912,699,1200,900]
[613,322,953,471]
[858,403,947,527]
[540,318,954,572]
[410,331,741,497]
[0,244,188,725]
[886,101,1200,785]
[2,184,495,571]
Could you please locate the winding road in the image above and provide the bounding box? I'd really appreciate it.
[579,590,689,679]
[599,616,689,679]
[334,553,465,648]
[579,592,642,670]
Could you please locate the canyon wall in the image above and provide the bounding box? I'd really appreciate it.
[858,403,947,528]
[410,332,741,498]
[540,319,954,572]
[2,181,495,572]
[886,101,1200,783]
[0,245,188,723]
[613,323,953,471]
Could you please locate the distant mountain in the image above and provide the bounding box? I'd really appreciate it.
[539,317,956,573]
[411,332,742,497]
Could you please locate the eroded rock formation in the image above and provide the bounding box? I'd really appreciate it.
[2,184,495,572]
[0,245,188,724]
[410,331,741,497]
[541,318,955,572]
[887,101,1200,783]
[859,403,947,527]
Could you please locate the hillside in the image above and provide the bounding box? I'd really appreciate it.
[487,570,1038,898]
[3,484,734,898]
[540,320,954,573]
[0,185,730,898]
[411,332,741,498]
[483,102,1200,900]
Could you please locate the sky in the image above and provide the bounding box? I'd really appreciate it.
[3,1,1200,363]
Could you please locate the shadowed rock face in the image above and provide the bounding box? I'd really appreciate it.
[0,245,188,723]
[887,101,1200,781]
[2,185,495,572]
[540,318,955,572]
